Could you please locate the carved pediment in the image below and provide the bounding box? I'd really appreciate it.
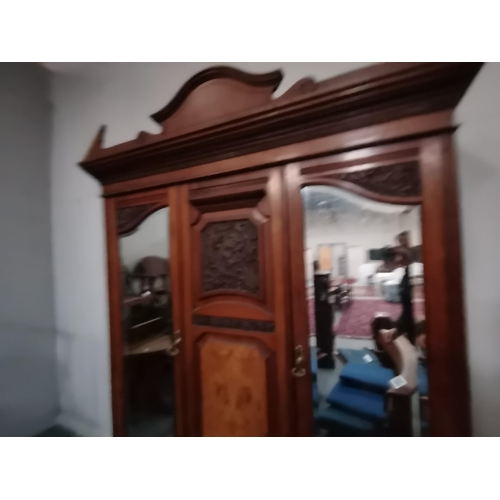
[80,63,483,186]
[82,66,285,166]
[150,66,283,139]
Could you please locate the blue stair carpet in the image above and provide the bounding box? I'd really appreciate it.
[316,406,382,437]
[337,348,380,365]
[312,382,320,408]
[418,362,428,395]
[340,362,395,394]
[316,351,428,436]
[315,358,394,436]
[310,347,318,383]
[326,381,387,422]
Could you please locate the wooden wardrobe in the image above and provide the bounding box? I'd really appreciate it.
[80,62,482,437]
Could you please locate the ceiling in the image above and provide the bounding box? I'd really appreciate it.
[301,185,412,215]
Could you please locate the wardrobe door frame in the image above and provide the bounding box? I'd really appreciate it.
[284,133,469,437]
[178,168,293,436]
[105,187,187,436]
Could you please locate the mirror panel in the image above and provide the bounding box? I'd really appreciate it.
[118,207,177,437]
[302,186,427,437]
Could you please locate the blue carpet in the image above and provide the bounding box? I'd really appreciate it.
[338,348,380,365]
[418,363,428,395]
[310,347,318,383]
[316,406,381,436]
[326,381,387,422]
[312,382,320,408]
[340,362,395,393]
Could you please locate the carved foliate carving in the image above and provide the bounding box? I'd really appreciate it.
[117,204,163,235]
[333,162,421,198]
[201,219,259,295]
[193,315,274,333]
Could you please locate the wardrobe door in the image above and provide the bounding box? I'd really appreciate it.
[106,188,187,436]
[179,168,292,436]
[285,144,429,437]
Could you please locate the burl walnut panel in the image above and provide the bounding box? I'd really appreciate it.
[199,335,269,436]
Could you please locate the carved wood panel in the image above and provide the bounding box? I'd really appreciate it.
[331,162,421,198]
[184,169,289,436]
[198,335,271,437]
[193,314,274,333]
[201,219,259,295]
[116,203,164,235]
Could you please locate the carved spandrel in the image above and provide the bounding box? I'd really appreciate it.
[332,162,421,198]
[201,219,260,295]
[116,204,162,236]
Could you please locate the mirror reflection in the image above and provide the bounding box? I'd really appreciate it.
[302,186,427,436]
[119,207,177,437]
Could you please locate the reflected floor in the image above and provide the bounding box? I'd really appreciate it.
[127,411,175,437]
[36,425,78,437]
[314,337,375,410]
[311,336,423,437]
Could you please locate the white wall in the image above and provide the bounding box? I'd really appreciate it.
[0,63,58,436]
[50,62,371,436]
[456,63,500,436]
[305,200,421,269]
[50,62,500,437]
[306,210,402,259]
[398,208,422,246]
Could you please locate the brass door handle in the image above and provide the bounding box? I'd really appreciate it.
[291,345,307,378]
[166,330,182,357]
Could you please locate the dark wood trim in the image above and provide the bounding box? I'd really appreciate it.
[167,186,188,437]
[420,136,471,436]
[80,63,482,187]
[179,183,197,436]
[102,110,454,197]
[442,135,471,436]
[192,314,275,333]
[268,167,294,436]
[283,163,314,437]
[104,196,125,437]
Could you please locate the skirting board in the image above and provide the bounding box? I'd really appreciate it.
[56,412,110,437]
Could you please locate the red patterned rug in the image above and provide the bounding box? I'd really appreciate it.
[307,297,425,339]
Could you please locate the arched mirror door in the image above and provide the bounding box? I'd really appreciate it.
[285,144,430,437]
[107,190,185,437]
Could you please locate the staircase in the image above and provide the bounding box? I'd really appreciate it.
[313,348,428,437]
[312,349,382,436]
[317,351,391,436]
